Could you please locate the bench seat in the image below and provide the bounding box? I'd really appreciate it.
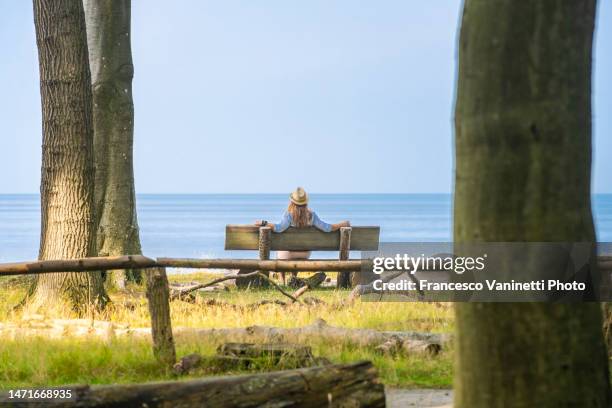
[225,225,380,252]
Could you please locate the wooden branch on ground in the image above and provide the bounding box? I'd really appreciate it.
[0,255,157,275]
[0,362,385,407]
[168,271,300,303]
[256,272,300,303]
[169,271,259,301]
[288,273,327,303]
[291,285,310,302]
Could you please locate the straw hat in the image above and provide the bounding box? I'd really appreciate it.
[290,187,308,206]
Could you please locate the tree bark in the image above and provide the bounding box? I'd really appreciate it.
[253,226,271,288]
[28,0,108,313]
[0,362,385,407]
[337,226,352,288]
[454,1,610,407]
[145,267,176,366]
[603,303,612,357]
[83,0,142,289]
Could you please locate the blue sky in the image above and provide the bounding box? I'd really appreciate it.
[1,1,611,193]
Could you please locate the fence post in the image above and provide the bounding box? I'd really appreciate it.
[145,266,176,366]
[337,227,352,288]
[257,226,272,287]
[236,226,271,288]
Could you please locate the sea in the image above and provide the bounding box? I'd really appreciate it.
[1,194,612,264]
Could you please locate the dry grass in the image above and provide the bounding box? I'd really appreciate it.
[0,272,454,389]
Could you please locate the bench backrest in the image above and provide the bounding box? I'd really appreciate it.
[225,225,380,251]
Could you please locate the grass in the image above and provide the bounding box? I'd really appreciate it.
[0,272,454,389]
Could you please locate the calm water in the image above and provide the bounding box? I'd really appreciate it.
[1,194,612,263]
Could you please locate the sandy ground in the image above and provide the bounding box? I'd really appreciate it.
[386,388,453,408]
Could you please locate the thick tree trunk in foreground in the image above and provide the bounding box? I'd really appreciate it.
[28,0,107,313]
[603,303,612,356]
[84,0,142,289]
[454,1,609,407]
[0,362,384,407]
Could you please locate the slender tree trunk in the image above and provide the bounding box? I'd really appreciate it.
[83,0,142,289]
[453,1,609,407]
[28,0,108,313]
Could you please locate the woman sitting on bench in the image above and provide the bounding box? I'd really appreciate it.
[255,187,351,282]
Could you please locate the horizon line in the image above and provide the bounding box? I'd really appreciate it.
[2,192,612,195]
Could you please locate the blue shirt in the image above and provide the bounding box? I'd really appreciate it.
[273,210,333,233]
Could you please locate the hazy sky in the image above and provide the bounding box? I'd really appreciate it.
[1,1,611,193]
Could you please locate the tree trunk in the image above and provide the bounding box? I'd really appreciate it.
[83,0,142,289]
[454,1,610,407]
[603,303,612,357]
[28,0,108,313]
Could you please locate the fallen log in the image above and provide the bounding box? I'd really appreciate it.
[173,353,202,375]
[0,319,449,355]
[375,338,442,357]
[218,342,314,360]
[0,362,385,407]
[182,318,448,354]
[174,343,330,375]
[175,354,307,374]
[217,343,331,368]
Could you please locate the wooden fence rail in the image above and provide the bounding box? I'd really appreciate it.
[0,255,370,276]
[0,255,158,275]
[1,255,611,277]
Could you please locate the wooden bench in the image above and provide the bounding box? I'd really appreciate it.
[225,225,380,288]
